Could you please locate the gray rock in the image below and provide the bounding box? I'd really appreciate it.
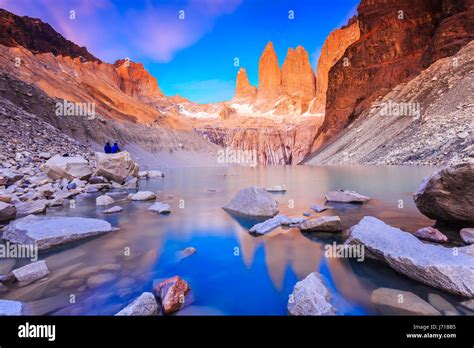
[0,299,24,315]
[371,288,441,315]
[41,155,92,181]
[85,185,99,193]
[176,247,197,261]
[115,292,158,316]
[15,201,46,219]
[299,216,343,232]
[325,190,370,203]
[2,215,118,251]
[147,202,170,214]
[0,169,24,186]
[413,227,448,244]
[0,201,16,222]
[414,163,474,226]
[460,228,474,245]
[346,216,474,297]
[88,176,107,184]
[310,204,330,213]
[287,272,335,316]
[94,151,139,184]
[428,293,460,315]
[96,195,115,206]
[12,261,49,283]
[249,214,291,235]
[38,152,51,159]
[131,191,156,201]
[102,206,123,214]
[147,170,164,178]
[266,184,286,192]
[223,186,279,218]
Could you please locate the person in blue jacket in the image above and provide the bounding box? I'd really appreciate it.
[104,142,112,154]
[111,142,121,153]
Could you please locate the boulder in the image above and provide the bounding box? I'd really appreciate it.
[115,292,158,316]
[413,227,448,243]
[0,299,24,315]
[325,190,370,203]
[94,151,139,184]
[310,204,330,213]
[345,216,474,297]
[0,169,24,186]
[102,206,123,214]
[460,228,474,245]
[299,216,342,232]
[12,261,49,283]
[287,272,335,316]
[371,288,441,315]
[41,155,92,180]
[96,195,115,206]
[2,215,118,251]
[0,201,16,222]
[147,202,170,214]
[413,163,474,226]
[249,214,291,235]
[15,201,46,219]
[153,276,192,314]
[223,186,279,218]
[131,191,156,201]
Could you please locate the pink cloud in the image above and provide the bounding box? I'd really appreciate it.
[0,0,242,62]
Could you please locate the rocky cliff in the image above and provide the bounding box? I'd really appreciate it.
[233,67,256,101]
[310,0,474,152]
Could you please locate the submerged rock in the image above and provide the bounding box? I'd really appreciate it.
[325,190,370,203]
[115,292,158,316]
[413,227,448,244]
[249,214,291,235]
[41,155,92,181]
[153,276,192,314]
[176,247,197,261]
[266,184,286,193]
[2,215,118,251]
[287,272,335,316]
[299,216,342,232]
[131,191,156,201]
[95,151,139,184]
[310,204,330,213]
[96,195,115,206]
[102,206,123,214]
[413,163,474,226]
[223,186,278,218]
[147,202,170,214]
[460,228,474,245]
[12,261,49,283]
[0,299,24,315]
[0,201,16,222]
[371,288,440,315]
[346,216,474,297]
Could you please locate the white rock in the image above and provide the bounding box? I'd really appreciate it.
[223,186,278,218]
[102,206,123,214]
[249,214,290,235]
[299,216,343,232]
[95,151,139,184]
[12,261,49,283]
[266,184,286,192]
[325,190,370,203]
[115,292,158,316]
[147,170,164,178]
[41,155,92,180]
[96,195,115,206]
[131,191,156,201]
[147,202,170,214]
[0,201,16,222]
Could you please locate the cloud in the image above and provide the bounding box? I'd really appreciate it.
[173,79,235,104]
[0,0,242,63]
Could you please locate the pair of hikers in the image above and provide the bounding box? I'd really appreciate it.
[104,142,120,154]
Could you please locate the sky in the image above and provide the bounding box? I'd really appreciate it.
[0,0,359,103]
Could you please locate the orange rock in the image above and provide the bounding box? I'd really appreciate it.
[256,42,281,100]
[153,276,192,314]
[281,46,315,100]
[234,67,256,100]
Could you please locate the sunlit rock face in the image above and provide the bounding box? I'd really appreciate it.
[233,68,257,102]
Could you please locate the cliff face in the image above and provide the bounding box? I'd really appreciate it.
[311,18,360,114]
[311,0,474,152]
[256,42,281,101]
[233,67,257,101]
[0,8,99,62]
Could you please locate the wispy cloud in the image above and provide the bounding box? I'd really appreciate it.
[173,79,235,104]
[0,0,242,63]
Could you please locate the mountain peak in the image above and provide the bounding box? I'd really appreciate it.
[234,67,257,100]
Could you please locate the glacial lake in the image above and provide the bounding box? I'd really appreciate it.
[1,165,471,316]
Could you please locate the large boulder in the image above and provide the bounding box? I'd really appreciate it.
[346,216,474,297]
[0,201,16,222]
[2,215,118,251]
[94,151,139,184]
[414,163,474,226]
[287,272,335,316]
[223,186,279,218]
[41,155,92,180]
[115,292,158,316]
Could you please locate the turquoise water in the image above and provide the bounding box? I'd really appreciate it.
[1,165,469,315]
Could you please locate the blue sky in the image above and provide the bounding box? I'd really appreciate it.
[0,0,359,103]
